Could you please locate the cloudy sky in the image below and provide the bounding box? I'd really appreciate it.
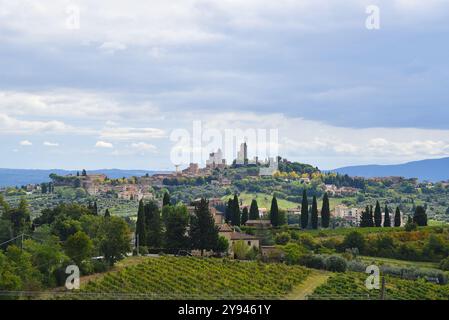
[1,0,449,170]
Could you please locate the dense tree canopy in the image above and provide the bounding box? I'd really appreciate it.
[163,204,190,250]
[190,198,219,255]
[413,206,428,227]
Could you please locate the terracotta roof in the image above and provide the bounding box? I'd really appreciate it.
[218,224,233,232]
[230,232,258,240]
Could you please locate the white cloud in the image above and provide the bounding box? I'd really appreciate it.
[100,127,166,141]
[0,90,159,121]
[20,140,33,146]
[99,41,127,53]
[95,141,114,148]
[43,141,59,147]
[1,0,446,51]
[0,113,72,134]
[131,142,157,152]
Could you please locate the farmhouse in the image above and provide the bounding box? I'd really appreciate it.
[218,224,260,257]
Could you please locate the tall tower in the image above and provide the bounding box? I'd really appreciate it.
[243,142,248,165]
[237,142,248,165]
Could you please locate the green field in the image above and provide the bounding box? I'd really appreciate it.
[309,272,449,300]
[61,257,311,300]
[358,256,440,270]
[223,192,350,211]
[234,192,299,210]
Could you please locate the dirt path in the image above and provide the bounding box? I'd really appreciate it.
[286,271,330,300]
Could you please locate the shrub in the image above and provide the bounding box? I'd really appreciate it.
[347,260,367,273]
[298,254,326,270]
[216,236,229,254]
[290,231,299,241]
[232,240,250,260]
[275,232,291,245]
[246,246,260,260]
[298,234,316,250]
[324,255,347,272]
[92,259,109,273]
[440,257,449,271]
[342,248,359,261]
[404,219,418,232]
[280,243,307,265]
[341,231,365,252]
[322,238,340,250]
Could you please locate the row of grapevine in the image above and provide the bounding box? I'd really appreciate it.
[309,272,449,300]
[61,257,311,300]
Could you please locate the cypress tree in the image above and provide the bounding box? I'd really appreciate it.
[231,194,241,226]
[135,200,146,247]
[225,199,233,223]
[249,199,259,220]
[413,206,427,226]
[163,192,170,206]
[374,201,382,227]
[241,207,249,225]
[104,209,111,218]
[368,205,374,227]
[311,195,318,229]
[190,198,219,256]
[300,190,309,229]
[93,201,98,216]
[360,206,370,227]
[394,207,401,227]
[383,205,391,227]
[321,193,330,228]
[270,195,279,227]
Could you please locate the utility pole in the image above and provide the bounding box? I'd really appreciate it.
[380,277,386,300]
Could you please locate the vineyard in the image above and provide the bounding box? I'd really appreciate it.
[61,257,311,300]
[309,272,449,300]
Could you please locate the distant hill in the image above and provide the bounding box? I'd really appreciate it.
[0,169,170,187]
[332,157,449,182]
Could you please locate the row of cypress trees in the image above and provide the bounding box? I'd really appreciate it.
[360,202,427,228]
[298,191,331,229]
[225,191,332,229]
[225,194,261,226]
[360,201,402,227]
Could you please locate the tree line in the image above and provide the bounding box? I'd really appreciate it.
[359,201,427,228]
[224,191,331,229]
[0,195,131,292]
[135,193,228,255]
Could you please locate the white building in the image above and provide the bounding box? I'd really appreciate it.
[206,149,226,168]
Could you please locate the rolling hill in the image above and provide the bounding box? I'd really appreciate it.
[332,157,449,182]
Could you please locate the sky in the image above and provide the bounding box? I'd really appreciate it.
[1,0,449,171]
